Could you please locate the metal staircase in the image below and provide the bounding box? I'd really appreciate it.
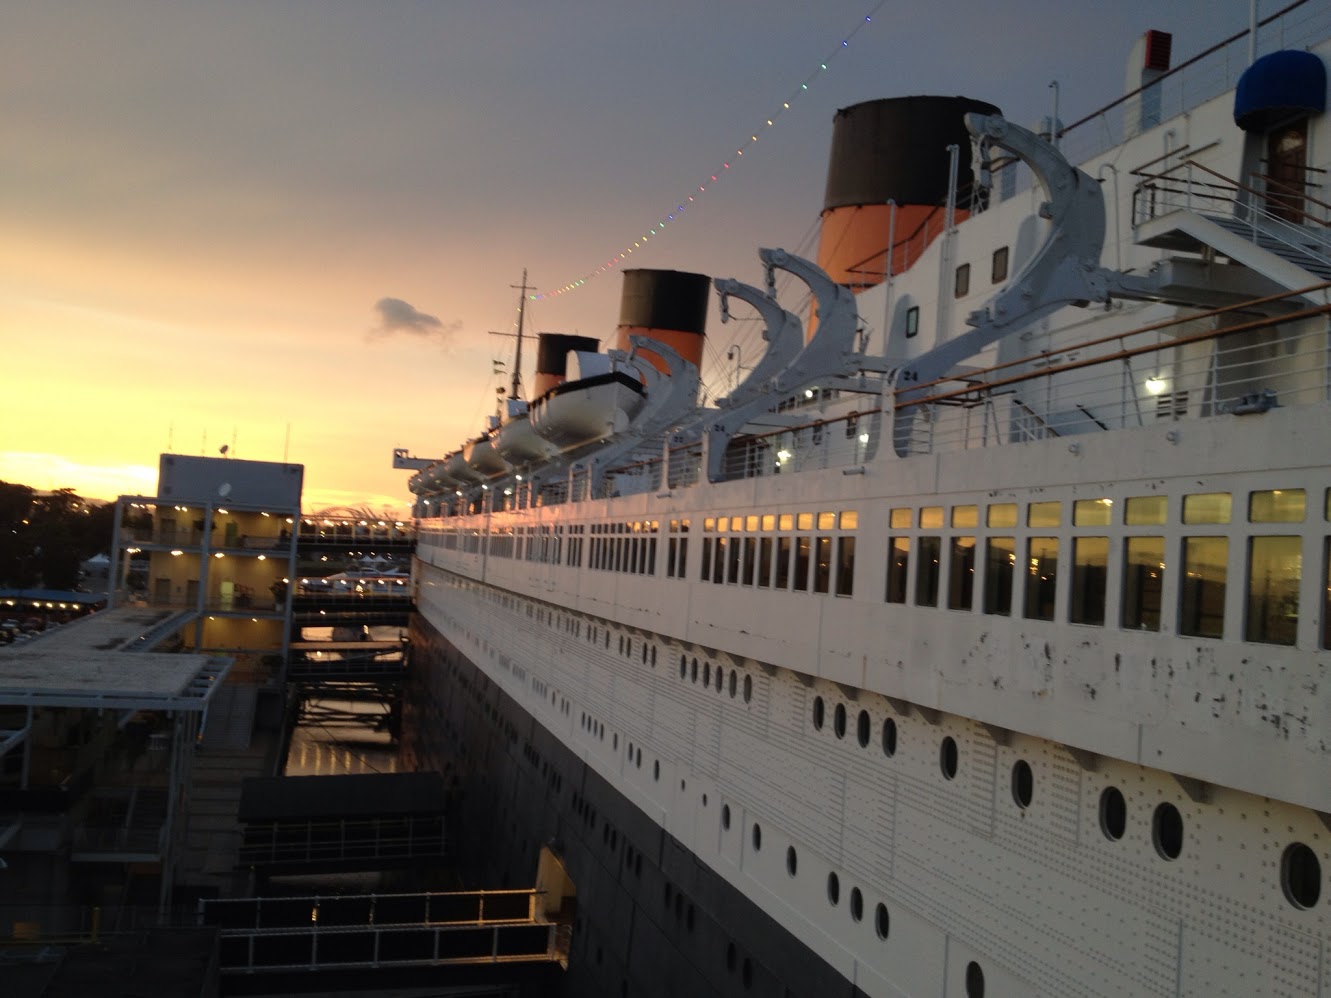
[1132,159,1331,296]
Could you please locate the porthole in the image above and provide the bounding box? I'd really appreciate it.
[882,718,897,757]
[726,942,736,972]
[1011,759,1033,809]
[679,655,687,679]
[729,671,737,698]
[653,760,660,781]
[686,903,695,931]
[786,846,798,877]
[722,804,731,830]
[813,696,825,730]
[849,887,863,922]
[1152,802,1184,860]
[743,675,753,702]
[691,658,698,682]
[752,823,762,851]
[940,736,958,780]
[827,872,840,906]
[704,662,711,686]
[874,902,890,940]
[965,960,985,998]
[1281,842,1322,909]
[741,957,752,990]
[664,883,673,906]
[834,703,847,739]
[856,710,870,747]
[635,748,642,768]
[1099,786,1126,840]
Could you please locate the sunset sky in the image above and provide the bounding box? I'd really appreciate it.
[3,0,1235,515]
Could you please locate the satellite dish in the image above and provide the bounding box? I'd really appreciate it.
[218,483,232,498]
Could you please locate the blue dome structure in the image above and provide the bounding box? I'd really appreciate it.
[1234,50,1326,130]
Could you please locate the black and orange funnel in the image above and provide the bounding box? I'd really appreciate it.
[612,268,709,377]
[817,96,1001,293]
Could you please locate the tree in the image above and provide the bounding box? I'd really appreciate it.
[0,482,116,590]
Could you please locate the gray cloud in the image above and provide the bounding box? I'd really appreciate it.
[369,297,460,342]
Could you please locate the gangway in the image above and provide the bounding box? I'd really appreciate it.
[199,888,569,976]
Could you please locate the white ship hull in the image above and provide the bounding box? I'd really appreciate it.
[405,10,1331,995]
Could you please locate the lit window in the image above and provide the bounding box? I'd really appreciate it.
[1249,489,1305,523]
[1024,538,1059,621]
[1125,495,1167,526]
[1179,537,1227,638]
[1183,493,1231,525]
[1122,537,1164,630]
[983,538,1015,615]
[1245,536,1300,645]
[1070,537,1109,625]
[987,503,1018,528]
[1073,498,1113,527]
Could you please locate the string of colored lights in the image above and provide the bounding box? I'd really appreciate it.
[531,0,889,302]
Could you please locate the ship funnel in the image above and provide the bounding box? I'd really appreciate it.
[612,268,709,378]
[816,96,1001,299]
[532,333,600,398]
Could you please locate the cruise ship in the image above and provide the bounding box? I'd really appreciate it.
[400,7,1331,995]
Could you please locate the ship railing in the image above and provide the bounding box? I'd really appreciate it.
[1133,159,1331,259]
[1057,0,1328,167]
[895,286,1331,456]
[666,441,703,489]
[717,408,884,483]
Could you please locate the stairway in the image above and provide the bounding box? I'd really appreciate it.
[1203,214,1331,281]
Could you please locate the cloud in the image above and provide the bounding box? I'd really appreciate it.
[368,297,460,342]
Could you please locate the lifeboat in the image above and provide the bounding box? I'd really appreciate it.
[464,430,509,478]
[528,351,647,450]
[495,398,555,465]
[444,449,484,485]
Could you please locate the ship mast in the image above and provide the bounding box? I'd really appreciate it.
[510,269,533,401]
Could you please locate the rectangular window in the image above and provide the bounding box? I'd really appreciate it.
[793,536,811,591]
[948,537,976,610]
[887,538,910,603]
[778,513,794,531]
[668,537,678,577]
[1073,498,1113,526]
[814,537,833,594]
[1183,492,1231,524]
[1070,537,1109,625]
[1179,536,1227,638]
[1027,501,1061,528]
[1025,537,1059,621]
[839,510,859,530]
[836,537,855,597]
[1122,537,1164,630]
[727,534,742,584]
[677,538,687,578]
[817,511,836,530]
[797,512,814,531]
[1246,536,1300,645]
[1249,488,1305,523]
[905,305,919,339]
[757,537,772,587]
[890,507,912,529]
[951,505,978,529]
[954,263,971,298]
[701,537,713,581]
[713,538,726,584]
[991,246,1009,283]
[983,537,1015,615]
[742,537,756,585]
[920,506,944,529]
[916,536,941,607]
[1324,539,1331,649]
[987,503,1018,528]
[1125,495,1167,526]
[775,536,792,589]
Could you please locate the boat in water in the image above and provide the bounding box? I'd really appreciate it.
[401,8,1331,995]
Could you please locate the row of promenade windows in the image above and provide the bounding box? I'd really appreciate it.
[886,490,1320,647]
[427,487,1324,646]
